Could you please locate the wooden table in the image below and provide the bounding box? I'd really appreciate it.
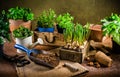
[0,42,120,77]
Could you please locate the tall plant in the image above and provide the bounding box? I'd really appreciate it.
[73,23,90,46]
[64,23,90,47]
[63,22,74,43]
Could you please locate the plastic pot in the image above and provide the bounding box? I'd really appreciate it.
[56,25,65,34]
[38,27,54,32]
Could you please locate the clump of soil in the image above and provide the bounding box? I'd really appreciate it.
[85,55,101,68]
[32,53,59,68]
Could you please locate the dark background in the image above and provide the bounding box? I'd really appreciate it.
[1,0,120,27]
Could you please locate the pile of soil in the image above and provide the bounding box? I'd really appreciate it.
[31,53,59,68]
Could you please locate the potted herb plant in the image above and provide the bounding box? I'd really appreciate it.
[7,6,34,32]
[13,26,33,53]
[0,10,10,57]
[37,9,56,32]
[101,13,120,53]
[56,13,74,33]
[63,23,90,50]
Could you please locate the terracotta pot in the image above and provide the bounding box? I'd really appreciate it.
[9,19,31,32]
[89,24,103,42]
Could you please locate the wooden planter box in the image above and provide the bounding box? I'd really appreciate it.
[59,42,90,63]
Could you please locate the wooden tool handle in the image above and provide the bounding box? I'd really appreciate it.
[64,63,79,72]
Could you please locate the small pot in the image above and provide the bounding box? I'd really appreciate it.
[9,19,31,32]
[56,25,65,34]
[15,36,33,53]
[38,27,54,32]
[0,44,4,57]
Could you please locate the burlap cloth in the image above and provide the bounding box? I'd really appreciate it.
[16,59,88,77]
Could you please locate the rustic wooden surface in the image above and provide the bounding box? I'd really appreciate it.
[16,60,88,77]
[0,36,120,77]
[1,42,120,77]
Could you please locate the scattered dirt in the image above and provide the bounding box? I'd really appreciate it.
[33,53,59,68]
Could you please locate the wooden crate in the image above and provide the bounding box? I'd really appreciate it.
[34,31,65,47]
[59,42,90,63]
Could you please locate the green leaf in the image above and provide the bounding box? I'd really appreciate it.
[13,26,33,38]
[37,9,56,28]
[7,6,34,21]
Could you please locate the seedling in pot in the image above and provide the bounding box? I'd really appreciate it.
[13,26,33,38]
[37,9,56,28]
[101,13,120,46]
[63,23,90,52]
[7,6,34,21]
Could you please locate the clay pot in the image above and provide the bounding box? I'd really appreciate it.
[9,19,31,32]
[89,24,103,42]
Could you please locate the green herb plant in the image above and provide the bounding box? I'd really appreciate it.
[7,6,34,21]
[56,13,74,29]
[73,23,90,46]
[63,22,74,43]
[13,26,33,38]
[0,10,10,44]
[101,13,120,45]
[37,9,56,28]
[64,22,90,47]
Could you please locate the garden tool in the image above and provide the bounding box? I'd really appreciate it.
[14,44,59,68]
[30,38,44,48]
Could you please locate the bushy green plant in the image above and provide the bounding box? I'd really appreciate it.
[7,6,34,21]
[0,10,10,44]
[37,9,56,28]
[101,13,120,45]
[13,26,33,38]
[56,13,74,29]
